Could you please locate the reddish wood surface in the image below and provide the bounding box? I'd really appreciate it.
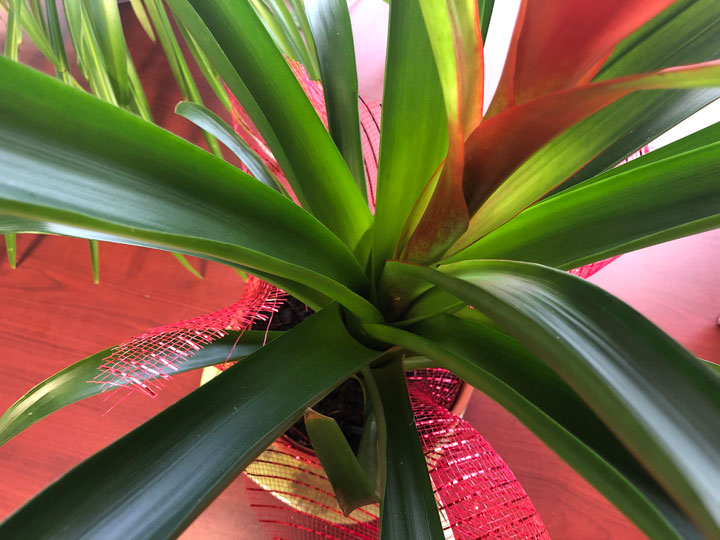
[2,5,719,539]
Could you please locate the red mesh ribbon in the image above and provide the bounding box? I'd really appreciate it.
[228,58,381,211]
[244,370,549,540]
[94,276,284,396]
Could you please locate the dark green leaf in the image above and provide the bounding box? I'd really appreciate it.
[175,101,284,193]
[0,58,382,322]
[0,305,378,539]
[169,0,372,249]
[373,358,443,540]
[304,408,378,516]
[306,0,366,196]
[371,0,447,278]
[393,260,720,537]
[362,318,695,539]
[449,139,720,268]
[478,0,493,41]
[0,331,278,446]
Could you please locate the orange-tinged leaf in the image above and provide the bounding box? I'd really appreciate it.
[456,59,720,252]
[401,0,483,263]
[488,0,676,115]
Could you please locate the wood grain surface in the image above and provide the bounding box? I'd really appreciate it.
[1,5,718,539]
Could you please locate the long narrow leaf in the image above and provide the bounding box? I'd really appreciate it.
[304,408,378,516]
[0,58,382,322]
[306,0,366,196]
[373,358,444,539]
[393,260,720,537]
[403,0,483,262]
[86,0,130,102]
[3,233,16,269]
[452,60,720,252]
[486,0,720,214]
[362,318,694,539]
[175,101,284,193]
[371,0,447,278]
[0,331,278,446]
[450,139,720,268]
[0,305,378,539]
[169,0,372,249]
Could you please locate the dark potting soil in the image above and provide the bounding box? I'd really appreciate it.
[251,296,366,453]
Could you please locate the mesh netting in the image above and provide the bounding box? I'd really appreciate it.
[244,371,549,540]
[94,277,283,396]
[228,58,381,212]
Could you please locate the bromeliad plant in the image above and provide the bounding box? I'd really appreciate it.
[1,0,720,538]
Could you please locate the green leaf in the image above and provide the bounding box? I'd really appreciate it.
[393,260,720,537]
[462,0,720,242]
[565,0,720,188]
[403,0,483,262]
[265,0,314,69]
[304,408,378,516]
[175,21,231,110]
[373,357,443,540]
[4,0,22,61]
[0,305,378,539]
[175,101,284,193]
[171,251,203,279]
[449,138,720,268]
[88,238,100,284]
[306,0,366,196]
[86,0,130,103]
[142,0,221,157]
[478,0,493,41]
[63,0,118,104]
[44,0,74,84]
[0,58,383,323]
[361,318,694,539]
[3,233,16,269]
[128,0,156,41]
[0,331,278,447]
[371,0,447,279]
[453,60,720,254]
[168,0,372,250]
[287,0,321,79]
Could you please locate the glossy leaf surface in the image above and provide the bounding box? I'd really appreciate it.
[478,0,720,233]
[363,318,695,539]
[371,0,447,276]
[489,0,675,112]
[305,408,378,516]
[0,305,378,539]
[306,0,365,195]
[454,60,720,251]
[0,58,383,321]
[451,139,720,268]
[373,358,444,540]
[395,261,720,536]
[175,101,283,193]
[177,0,371,249]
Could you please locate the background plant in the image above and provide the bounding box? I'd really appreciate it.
[0,0,719,538]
